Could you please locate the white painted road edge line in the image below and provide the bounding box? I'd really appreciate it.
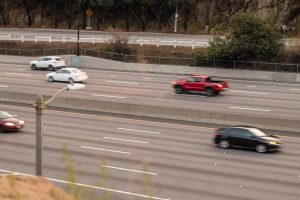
[92,93,126,99]
[246,85,257,88]
[0,85,9,88]
[80,145,132,155]
[290,89,300,91]
[0,169,171,200]
[106,80,138,85]
[230,90,269,95]
[101,165,158,175]
[5,72,31,76]
[103,136,149,144]
[117,127,161,134]
[230,106,271,112]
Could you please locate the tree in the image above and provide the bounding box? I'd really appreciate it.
[0,0,6,26]
[208,12,284,61]
[120,0,132,31]
[94,0,114,30]
[132,0,153,31]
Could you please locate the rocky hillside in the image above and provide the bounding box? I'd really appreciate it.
[0,0,299,34]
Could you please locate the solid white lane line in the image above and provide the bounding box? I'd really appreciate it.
[117,127,161,135]
[109,75,118,78]
[101,165,157,175]
[246,85,257,88]
[80,146,132,155]
[290,89,300,91]
[103,137,149,144]
[0,169,171,200]
[0,85,9,88]
[18,68,25,71]
[229,106,271,112]
[230,90,269,95]
[5,72,31,76]
[106,80,138,85]
[143,77,152,80]
[92,94,125,99]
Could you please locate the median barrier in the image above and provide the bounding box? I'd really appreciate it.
[1,91,300,133]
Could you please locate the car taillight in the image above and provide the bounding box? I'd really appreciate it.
[213,134,218,138]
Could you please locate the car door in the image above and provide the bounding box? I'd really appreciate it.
[37,57,46,68]
[227,128,252,148]
[185,77,198,91]
[53,70,65,81]
[194,77,205,91]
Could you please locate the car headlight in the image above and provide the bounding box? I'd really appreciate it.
[19,120,24,125]
[268,141,277,145]
[4,122,15,127]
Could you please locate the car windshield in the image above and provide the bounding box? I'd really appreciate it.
[0,111,13,119]
[249,128,268,137]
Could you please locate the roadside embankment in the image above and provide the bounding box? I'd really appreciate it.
[1,91,299,133]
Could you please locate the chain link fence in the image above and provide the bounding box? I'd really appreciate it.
[0,47,299,73]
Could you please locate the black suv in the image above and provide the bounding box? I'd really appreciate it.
[213,126,281,153]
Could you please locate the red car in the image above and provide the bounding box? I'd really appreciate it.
[0,111,24,133]
[171,75,229,96]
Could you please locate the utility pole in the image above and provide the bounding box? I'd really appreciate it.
[77,2,80,56]
[174,0,179,33]
[35,95,45,176]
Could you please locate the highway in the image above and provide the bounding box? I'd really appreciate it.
[0,104,300,200]
[0,63,300,119]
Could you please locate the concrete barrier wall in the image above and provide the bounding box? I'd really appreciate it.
[0,55,299,83]
[1,91,299,132]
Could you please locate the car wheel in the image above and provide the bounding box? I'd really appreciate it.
[68,78,74,84]
[0,126,5,133]
[175,86,184,94]
[218,140,230,149]
[48,76,54,82]
[256,144,267,153]
[205,87,215,96]
[48,65,54,71]
[31,64,37,70]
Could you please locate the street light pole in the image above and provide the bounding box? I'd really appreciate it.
[77,3,80,56]
[174,0,179,33]
[34,84,86,176]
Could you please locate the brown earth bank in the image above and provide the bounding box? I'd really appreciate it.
[0,0,299,36]
[0,41,299,64]
[0,175,75,200]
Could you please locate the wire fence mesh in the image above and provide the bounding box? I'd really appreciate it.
[0,47,299,73]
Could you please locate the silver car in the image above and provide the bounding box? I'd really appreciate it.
[30,56,66,71]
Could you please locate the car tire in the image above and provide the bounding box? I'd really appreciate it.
[175,86,184,94]
[48,76,54,82]
[48,65,54,71]
[205,87,215,96]
[256,144,267,153]
[218,140,230,149]
[68,78,74,84]
[31,64,37,70]
[0,125,5,133]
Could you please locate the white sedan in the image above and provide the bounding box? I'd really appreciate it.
[46,68,88,83]
[30,56,66,71]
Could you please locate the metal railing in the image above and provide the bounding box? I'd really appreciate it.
[0,47,299,73]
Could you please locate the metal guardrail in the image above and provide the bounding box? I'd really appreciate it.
[0,47,299,73]
[0,34,209,49]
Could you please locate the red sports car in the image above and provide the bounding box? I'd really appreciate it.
[0,111,24,133]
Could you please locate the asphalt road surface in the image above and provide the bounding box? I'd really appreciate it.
[0,63,300,119]
[0,104,299,200]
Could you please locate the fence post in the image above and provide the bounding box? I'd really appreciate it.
[297,64,299,73]
[97,49,100,58]
[159,56,161,64]
[110,52,113,60]
[62,37,65,44]
[35,36,38,43]
[192,40,195,50]
[174,39,176,48]
[21,35,24,43]
[124,54,127,62]
[140,38,143,47]
[176,56,179,65]
[275,64,277,72]
[92,37,95,45]
[157,39,160,47]
[8,35,11,41]
[49,36,52,43]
